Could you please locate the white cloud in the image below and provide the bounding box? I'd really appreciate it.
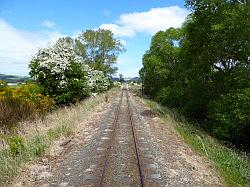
[0,18,66,75]
[42,20,56,29]
[100,6,189,37]
[100,23,136,37]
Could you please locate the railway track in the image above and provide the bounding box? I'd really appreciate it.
[98,89,145,187]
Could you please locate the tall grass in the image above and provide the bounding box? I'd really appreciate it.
[144,99,250,187]
[0,97,35,132]
[0,127,71,184]
[0,87,119,186]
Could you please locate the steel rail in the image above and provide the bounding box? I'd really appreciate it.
[98,90,123,187]
[125,90,145,187]
[98,89,144,187]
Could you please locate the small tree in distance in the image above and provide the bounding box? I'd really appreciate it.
[119,74,125,84]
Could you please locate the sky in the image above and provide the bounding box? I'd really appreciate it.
[0,0,188,77]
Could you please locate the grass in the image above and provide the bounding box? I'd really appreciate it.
[143,98,250,187]
[0,97,36,132]
[0,87,119,186]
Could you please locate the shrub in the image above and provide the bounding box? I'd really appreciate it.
[208,89,250,144]
[155,86,183,108]
[0,80,7,91]
[16,83,55,114]
[26,134,47,157]
[0,97,35,130]
[0,82,54,130]
[84,65,110,94]
[29,38,90,105]
[7,135,24,155]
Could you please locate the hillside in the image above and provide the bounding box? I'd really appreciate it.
[0,74,30,83]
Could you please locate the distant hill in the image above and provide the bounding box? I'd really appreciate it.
[129,77,140,82]
[0,74,30,83]
[0,74,139,84]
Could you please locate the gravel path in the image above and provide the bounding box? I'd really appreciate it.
[128,90,223,187]
[102,91,141,187]
[17,89,223,187]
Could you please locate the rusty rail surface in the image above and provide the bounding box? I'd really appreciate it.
[98,89,144,187]
[98,90,123,187]
[125,90,145,187]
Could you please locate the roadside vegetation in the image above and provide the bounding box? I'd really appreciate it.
[0,88,119,185]
[139,0,249,186]
[142,98,250,187]
[0,28,124,185]
[140,0,250,148]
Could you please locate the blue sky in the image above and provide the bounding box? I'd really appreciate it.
[0,0,188,77]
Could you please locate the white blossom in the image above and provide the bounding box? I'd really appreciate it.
[30,37,110,94]
[84,65,110,93]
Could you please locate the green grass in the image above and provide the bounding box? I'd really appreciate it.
[0,87,119,186]
[0,125,72,185]
[144,98,250,187]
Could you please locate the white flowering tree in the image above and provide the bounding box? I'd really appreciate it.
[84,65,110,94]
[29,37,90,104]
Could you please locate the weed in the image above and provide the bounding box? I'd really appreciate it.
[6,135,24,155]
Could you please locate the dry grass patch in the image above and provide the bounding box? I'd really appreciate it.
[0,87,120,186]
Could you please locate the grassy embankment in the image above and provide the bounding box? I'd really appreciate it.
[139,94,250,187]
[0,87,119,185]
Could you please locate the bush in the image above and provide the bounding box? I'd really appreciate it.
[0,97,35,130]
[0,82,54,130]
[0,80,7,91]
[155,86,183,108]
[26,134,47,157]
[208,89,250,144]
[7,135,24,155]
[84,65,110,94]
[29,38,91,105]
[13,83,55,114]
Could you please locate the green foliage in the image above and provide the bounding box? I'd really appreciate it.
[76,29,125,75]
[29,30,119,105]
[0,83,54,130]
[7,135,24,155]
[144,98,250,186]
[47,124,72,141]
[29,38,90,105]
[0,80,7,91]
[26,134,47,157]
[156,86,183,108]
[119,74,124,84]
[140,0,250,146]
[140,28,182,98]
[208,89,250,143]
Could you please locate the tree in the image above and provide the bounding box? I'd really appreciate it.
[182,0,250,118]
[140,28,183,100]
[119,74,125,84]
[84,65,110,94]
[76,29,125,75]
[140,0,250,146]
[29,38,90,104]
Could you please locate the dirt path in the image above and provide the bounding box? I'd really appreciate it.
[14,89,223,187]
